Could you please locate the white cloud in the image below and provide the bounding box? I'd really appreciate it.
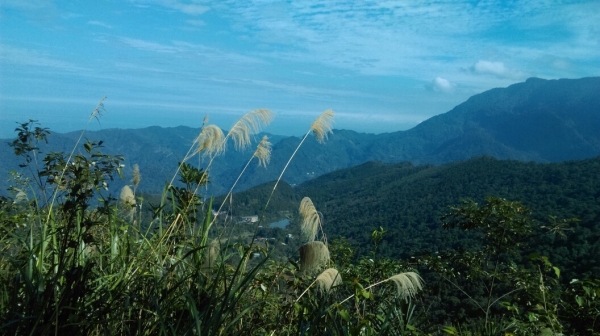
[174,3,208,15]
[87,20,112,29]
[0,45,86,71]
[471,60,525,79]
[186,19,205,26]
[212,0,599,85]
[119,37,180,53]
[131,0,209,15]
[426,77,455,93]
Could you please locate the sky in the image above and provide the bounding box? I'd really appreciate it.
[0,0,599,138]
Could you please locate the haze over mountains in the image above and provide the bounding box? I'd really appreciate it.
[1,76,599,196]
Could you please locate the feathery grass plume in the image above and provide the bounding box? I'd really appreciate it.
[202,240,220,270]
[13,189,28,204]
[311,109,334,143]
[120,185,136,206]
[389,272,424,301]
[299,197,321,242]
[299,241,330,273]
[228,109,273,150]
[131,164,141,192]
[246,109,334,260]
[193,124,225,157]
[211,135,272,238]
[254,135,272,167]
[315,268,342,293]
[338,271,424,306]
[89,96,107,122]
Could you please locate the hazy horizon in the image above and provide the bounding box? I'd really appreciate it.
[1,1,599,138]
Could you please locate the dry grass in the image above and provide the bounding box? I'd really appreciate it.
[120,185,136,206]
[254,135,272,168]
[316,268,342,293]
[194,124,225,157]
[228,109,273,150]
[132,164,141,192]
[299,197,321,242]
[311,109,335,143]
[299,241,330,273]
[388,272,424,301]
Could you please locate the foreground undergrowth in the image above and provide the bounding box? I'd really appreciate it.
[0,100,598,335]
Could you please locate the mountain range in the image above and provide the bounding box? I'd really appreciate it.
[1,76,599,196]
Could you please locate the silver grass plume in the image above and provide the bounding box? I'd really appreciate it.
[254,135,272,167]
[337,271,425,306]
[228,109,273,150]
[299,241,330,273]
[202,240,220,270]
[210,135,272,237]
[194,124,225,157]
[310,109,334,143]
[131,164,141,192]
[315,268,342,293]
[89,96,107,121]
[14,189,28,204]
[119,185,136,206]
[388,272,424,301]
[299,197,321,242]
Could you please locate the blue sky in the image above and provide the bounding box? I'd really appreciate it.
[1,0,599,138]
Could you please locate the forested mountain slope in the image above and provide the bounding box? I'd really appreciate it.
[1,77,599,196]
[230,156,600,278]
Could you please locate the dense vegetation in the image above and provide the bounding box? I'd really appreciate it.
[229,156,600,279]
[1,108,599,335]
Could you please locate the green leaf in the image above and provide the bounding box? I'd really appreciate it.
[338,309,350,322]
[442,326,457,335]
[552,266,560,278]
[361,290,371,299]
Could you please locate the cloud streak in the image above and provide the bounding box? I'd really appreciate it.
[0,45,87,72]
[216,0,599,87]
[471,60,525,80]
[131,0,209,15]
[87,20,112,29]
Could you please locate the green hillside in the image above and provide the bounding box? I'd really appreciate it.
[229,156,600,278]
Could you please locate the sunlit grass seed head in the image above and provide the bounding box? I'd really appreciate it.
[254,135,272,167]
[194,124,225,157]
[132,164,141,189]
[316,268,342,293]
[299,197,320,242]
[119,185,136,206]
[299,241,330,273]
[388,272,424,301]
[228,109,273,150]
[311,109,334,143]
[89,96,107,121]
[13,189,28,204]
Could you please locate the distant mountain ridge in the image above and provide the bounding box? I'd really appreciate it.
[1,76,599,195]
